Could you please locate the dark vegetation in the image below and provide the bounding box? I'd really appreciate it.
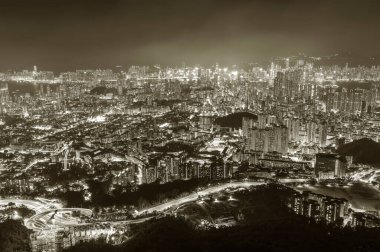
[60,178,208,208]
[90,86,118,95]
[214,112,257,129]
[338,138,380,166]
[3,115,26,126]
[153,141,195,154]
[45,163,89,185]
[64,184,380,252]
[0,220,31,252]
[0,205,36,219]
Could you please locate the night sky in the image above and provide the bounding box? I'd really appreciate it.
[0,0,379,72]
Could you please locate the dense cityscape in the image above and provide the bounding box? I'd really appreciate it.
[2,0,380,251]
[1,55,380,251]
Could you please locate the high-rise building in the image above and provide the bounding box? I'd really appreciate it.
[321,198,347,224]
[315,153,347,180]
[284,117,301,141]
[325,85,377,115]
[199,112,212,130]
[291,118,301,141]
[306,121,317,143]
[0,83,9,114]
[274,72,285,99]
[285,58,290,69]
[257,114,266,129]
[318,122,328,147]
[242,116,255,138]
[273,70,303,100]
[248,125,288,154]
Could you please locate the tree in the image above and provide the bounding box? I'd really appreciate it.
[0,220,31,252]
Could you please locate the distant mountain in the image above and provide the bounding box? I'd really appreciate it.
[314,52,380,67]
[89,86,117,95]
[337,138,380,166]
[214,112,257,129]
[336,81,375,91]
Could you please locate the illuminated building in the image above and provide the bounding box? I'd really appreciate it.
[290,191,348,224]
[325,85,377,114]
[283,117,300,141]
[352,212,380,228]
[242,116,256,138]
[321,198,348,224]
[273,72,285,99]
[315,153,347,180]
[248,125,288,154]
[199,112,213,130]
[318,121,328,147]
[273,70,303,100]
[0,83,9,113]
[306,121,317,143]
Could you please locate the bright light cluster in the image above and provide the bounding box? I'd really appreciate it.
[87,115,106,123]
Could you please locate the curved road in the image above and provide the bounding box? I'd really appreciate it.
[136,181,265,216]
[3,180,266,231]
[25,208,92,231]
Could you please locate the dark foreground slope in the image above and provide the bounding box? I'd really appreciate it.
[64,184,380,252]
[65,217,380,252]
[0,220,31,252]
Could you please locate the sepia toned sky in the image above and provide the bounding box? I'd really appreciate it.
[0,0,379,71]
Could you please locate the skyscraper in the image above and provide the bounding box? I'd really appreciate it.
[242,116,255,138]
[318,122,327,147]
[248,125,288,154]
[306,121,317,143]
[315,153,347,180]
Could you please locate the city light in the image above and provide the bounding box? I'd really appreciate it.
[0,1,379,250]
[87,115,106,123]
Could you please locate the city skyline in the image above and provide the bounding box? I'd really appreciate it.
[2,58,380,251]
[2,1,380,251]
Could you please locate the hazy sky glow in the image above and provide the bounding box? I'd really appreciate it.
[0,0,379,71]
